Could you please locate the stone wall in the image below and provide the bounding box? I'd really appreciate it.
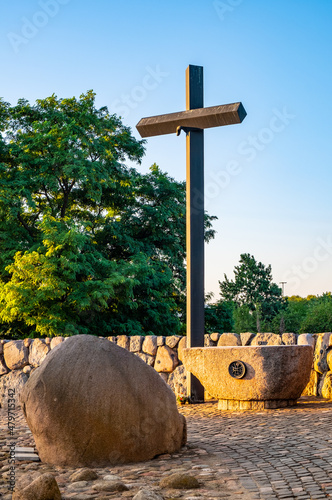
[0,332,331,408]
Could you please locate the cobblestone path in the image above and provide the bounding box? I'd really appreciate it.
[180,397,332,499]
[1,397,332,499]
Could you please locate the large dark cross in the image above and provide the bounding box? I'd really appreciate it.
[136,65,246,402]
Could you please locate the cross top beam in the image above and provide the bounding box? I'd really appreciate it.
[136,65,247,402]
[136,102,246,137]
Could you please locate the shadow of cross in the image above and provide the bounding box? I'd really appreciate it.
[136,65,247,402]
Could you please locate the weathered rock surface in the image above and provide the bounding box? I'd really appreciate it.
[165,335,181,349]
[313,332,332,374]
[182,345,313,402]
[204,334,214,346]
[92,480,128,492]
[327,349,332,372]
[168,365,187,397]
[159,372,169,383]
[302,369,319,396]
[12,473,61,500]
[320,371,332,399]
[69,468,98,482]
[3,340,29,370]
[217,332,241,346]
[130,335,143,352]
[282,333,297,345]
[240,332,255,346]
[136,352,155,366]
[28,340,49,367]
[177,337,187,362]
[210,332,220,342]
[142,335,158,356]
[116,335,129,350]
[159,472,199,489]
[20,335,186,466]
[23,365,32,375]
[0,370,28,408]
[133,490,164,500]
[0,356,8,375]
[298,333,316,348]
[154,345,179,373]
[251,333,283,346]
[50,337,64,350]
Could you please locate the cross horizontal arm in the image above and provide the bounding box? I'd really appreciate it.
[136,102,246,138]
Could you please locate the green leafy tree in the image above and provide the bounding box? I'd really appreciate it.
[204,299,234,334]
[299,293,332,333]
[270,295,309,334]
[219,253,284,332]
[0,92,216,337]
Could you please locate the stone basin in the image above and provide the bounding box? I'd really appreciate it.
[182,345,313,410]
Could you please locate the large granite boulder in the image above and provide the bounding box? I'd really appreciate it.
[20,335,186,466]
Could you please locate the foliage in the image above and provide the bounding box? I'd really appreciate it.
[299,293,332,333]
[233,304,257,334]
[0,91,216,337]
[204,300,234,334]
[219,253,284,331]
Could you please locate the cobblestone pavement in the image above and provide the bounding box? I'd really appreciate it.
[1,397,332,499]
[181,397,332,500]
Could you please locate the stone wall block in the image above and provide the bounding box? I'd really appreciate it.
[298,333,316,348]
[204,334,214,346]
[107,336,117,343]
[157,336,165,346]
[313,332,331,374]
[129,336,143,353]
[282,333,297,345]
[23,338,32,348]
[50,337,65,350]
[177,337,187,362]
[167,365,187,397]
[117,335,130,350]
[135,352,155,366]
[165,336,181,349]
[4,340,29,370]
[240,332,255,346]
[0,356,8,375]
[0,370,28,408]
[29,339,50,367]
[154,345,179,373]
[210,332,220,342]
[321,371,332,399]
[251,333,282,346]
[142,335,158,356]
[302,369,319,396]
[217,332,241,347]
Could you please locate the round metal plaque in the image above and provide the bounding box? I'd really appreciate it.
[228,360,246,379]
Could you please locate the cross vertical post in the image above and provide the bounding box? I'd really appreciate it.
[136,65,246,404]
[185,65,205,402]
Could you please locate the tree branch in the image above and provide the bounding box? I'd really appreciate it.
[17,213,34,239]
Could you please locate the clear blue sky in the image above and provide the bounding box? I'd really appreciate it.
[1,0,331,299]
